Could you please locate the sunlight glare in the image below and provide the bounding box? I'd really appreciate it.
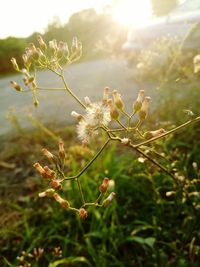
[112,0,152,27]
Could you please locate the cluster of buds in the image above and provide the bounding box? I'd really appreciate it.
[17,248,44,266]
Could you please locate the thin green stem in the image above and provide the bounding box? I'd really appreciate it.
[61,139,110,181]
[128,111,137,127]
[116,119,127,131]
[61,72,86,109]
[37,87,66,91]
[132,145,175,180]
[76,178,85,205]
[134,116,200,148]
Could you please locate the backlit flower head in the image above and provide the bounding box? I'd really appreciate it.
[85,102,111,126]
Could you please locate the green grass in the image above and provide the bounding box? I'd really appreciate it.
[1,71,200,266]
[0,113,200,267]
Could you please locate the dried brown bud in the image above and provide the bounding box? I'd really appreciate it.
[99,177,109,193]
[43,166,56,179]
[42,148,55,163]
[10,81,22,92]
[79,208,88,219]
[58,140,65,159]
[50,179,62,190]
[53,193,70,209]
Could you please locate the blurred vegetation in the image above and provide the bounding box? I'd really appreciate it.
[151,0,178,16]
[0,9,126,75]
[1,75,200,266]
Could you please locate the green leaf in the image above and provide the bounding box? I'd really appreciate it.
[48,256,92,267]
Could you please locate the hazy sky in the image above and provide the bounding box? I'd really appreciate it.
[0,0,152,39]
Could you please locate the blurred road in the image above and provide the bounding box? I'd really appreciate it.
[0,59,155,135]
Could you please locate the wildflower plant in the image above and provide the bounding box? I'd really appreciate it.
[10,35,200,219]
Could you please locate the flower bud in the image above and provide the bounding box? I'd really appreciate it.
[37,48,46,62]
[121,138,130,145]
[84,96,91,107]
[102,192,116,207]
[57,41,63,58]
[22,54,30,67]
[10,81,22,92]
[50,179,62,190]
[49,39,57,53]
[37,35,47,50]
[34,99,39,107]
[133,90,145,112]
[99,177,109,193]
[11,57,19,71]
[138,96,151,121]
[43,166,56,179]
[39,188,55,198]
[112,90,124,110]
[144,128,166,139]
[71,111,84,122]
[29,43,39,60]
[53,193,70,209]
[103,87,110,104]
[79,208,88,219]
[193,54,200,73]
[33,162,46,177]
[107,99,119,120]
[42,148,55,163]
[58,140,65,159]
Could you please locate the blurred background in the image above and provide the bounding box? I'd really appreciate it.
[1,1,200,266]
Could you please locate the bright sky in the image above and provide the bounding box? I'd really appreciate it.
[0,0,152,39]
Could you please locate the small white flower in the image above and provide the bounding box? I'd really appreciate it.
[85,102,111,126]
[77,120,97,142]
